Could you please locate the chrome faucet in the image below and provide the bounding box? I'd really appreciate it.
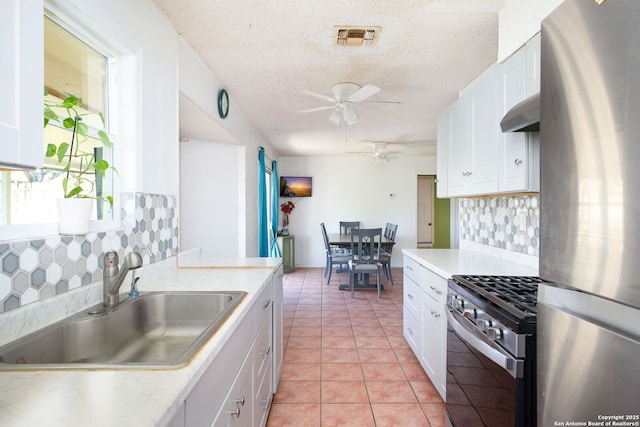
[103,251,143,307]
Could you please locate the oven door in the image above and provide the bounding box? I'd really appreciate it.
[446,307,531,427]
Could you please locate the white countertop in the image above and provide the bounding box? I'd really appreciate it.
[402,248,539,278]
[0,256,279,427]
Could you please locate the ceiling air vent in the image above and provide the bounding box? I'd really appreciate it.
[334,26,380,47]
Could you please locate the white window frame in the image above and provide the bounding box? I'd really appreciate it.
[0,6,133,240]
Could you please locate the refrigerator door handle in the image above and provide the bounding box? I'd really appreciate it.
[447,307,523,378]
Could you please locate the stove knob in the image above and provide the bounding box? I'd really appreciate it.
[486,327,503,341]
[452,297,464,310]
[477,319,492,331]
[463,308,476,319]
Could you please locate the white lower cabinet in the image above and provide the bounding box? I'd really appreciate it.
[183,267,283,427]
[402,255,447,400]
[212,354,254,427]
[420,293,447,398]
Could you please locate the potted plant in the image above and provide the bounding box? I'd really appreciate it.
[43,90,116,234]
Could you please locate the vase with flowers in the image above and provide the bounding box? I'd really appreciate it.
[280,200,295,235]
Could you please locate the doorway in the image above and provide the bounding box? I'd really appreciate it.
[417,175,450,249]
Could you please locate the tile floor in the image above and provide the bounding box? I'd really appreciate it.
[266,267,445,427]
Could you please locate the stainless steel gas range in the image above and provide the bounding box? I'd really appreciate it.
[445,275,545,427]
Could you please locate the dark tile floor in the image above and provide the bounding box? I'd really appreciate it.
[266,267,445,427]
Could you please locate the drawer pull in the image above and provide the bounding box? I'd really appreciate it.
[230,408,241,417]
[263,299,272,309]
[406,265,413,271]
[430,286,442,295]
[235,396,245,406]
[431,310,441,318]
[407,294,414,300]
[407,328,414,335]
[260,345,271,356]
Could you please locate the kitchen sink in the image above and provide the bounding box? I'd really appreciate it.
[0,291,246,370]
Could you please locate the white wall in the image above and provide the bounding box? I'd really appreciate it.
[278,155,436,268]
[180,139,243,257]
[498,0,564,61]
[178,38,278,257]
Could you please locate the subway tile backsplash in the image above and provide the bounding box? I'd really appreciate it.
[0,193,178,313]
[459,194,540,256]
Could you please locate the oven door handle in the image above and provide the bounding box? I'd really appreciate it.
[447,307,523,379]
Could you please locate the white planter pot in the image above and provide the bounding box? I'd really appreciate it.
[57,198,93,235]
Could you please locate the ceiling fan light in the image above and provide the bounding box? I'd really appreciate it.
[329,110,342,125]
[343,105,359,125]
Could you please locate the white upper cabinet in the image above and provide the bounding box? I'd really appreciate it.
[498,33,541,193]
[436,104,450,198]
[0,0,43,170]
[525,33,541,97]
[437,33,541,198]
[447,64,499,198]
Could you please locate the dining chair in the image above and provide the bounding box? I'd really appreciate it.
[321,222,351,285]
[348,228,384,298]
[380,223,398,285]
[339,221,360,235]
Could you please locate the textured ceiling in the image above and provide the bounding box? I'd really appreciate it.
[153,0,505,157]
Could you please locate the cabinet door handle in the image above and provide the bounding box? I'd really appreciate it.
[430,286,442,295]
[407,293,414,300]
[235,396,245,406]
[230,408,241,417]
[406,265,413,271]
[263,299,272,309]
[407,328,414,335]
[260,345,271,356]
[514,158,523,165]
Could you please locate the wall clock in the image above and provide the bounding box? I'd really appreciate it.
[217,88,229,119]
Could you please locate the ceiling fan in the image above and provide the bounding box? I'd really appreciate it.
[298,82,400,126]
[348,142,414,164]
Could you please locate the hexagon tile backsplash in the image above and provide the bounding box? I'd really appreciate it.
[0,193,179,313]
[459,194,540,256]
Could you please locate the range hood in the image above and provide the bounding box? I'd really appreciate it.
[500,93,540,132]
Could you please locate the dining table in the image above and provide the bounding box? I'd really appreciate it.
[327,232,395,291]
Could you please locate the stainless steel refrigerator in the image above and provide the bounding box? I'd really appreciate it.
[539,0,640,424]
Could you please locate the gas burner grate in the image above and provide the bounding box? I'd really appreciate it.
[451,275,547,320]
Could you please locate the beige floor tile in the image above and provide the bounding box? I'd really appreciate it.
[422,403,447,427]
[322,348,359,363]
[322,335,356,349]
[354,336,392,349]
[321,381,369,403]
[371,403,431,427]
[320,403,375,427]
[361,362,406,381]
[274,381,321,403]
[321,363,364,381]
[365,381,419,403]
[272,268,443,426]
[267,403,320,427]
[410,380,444,403]
[280,363,321,381]
[357,347,398,363]
[287,336,322,349]
[283,348,322,364]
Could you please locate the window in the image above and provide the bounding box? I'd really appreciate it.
[0,16,116,226]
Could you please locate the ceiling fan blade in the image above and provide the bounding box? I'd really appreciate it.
[360,101,401,111]
[297,105,337,113]
[300,89,336,103]
[348,84,381,102]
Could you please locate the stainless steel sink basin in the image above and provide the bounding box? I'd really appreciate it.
[0,291,246,370]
